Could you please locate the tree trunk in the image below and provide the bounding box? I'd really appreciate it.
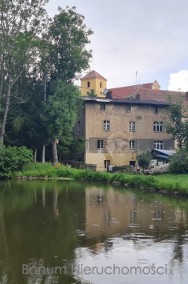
[52,138,58,165]
[34,147,37,162]
[0,208,9,259]
[53,189,59,217]
[0,82,11,146]
[0,55,4,100]
[41,74,47,162]
[42,187,46,208]
[42,144,46,163]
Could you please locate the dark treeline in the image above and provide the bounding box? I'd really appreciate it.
[0,0,93,164]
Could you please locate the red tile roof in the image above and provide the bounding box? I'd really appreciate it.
[81,70,107,81]
[81,71,188,105]
[109,82,155,99]
[109,84,186,104]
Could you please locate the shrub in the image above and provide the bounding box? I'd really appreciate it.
[169,150,188,174]
[137,151,152,170]
[0,146,33,177]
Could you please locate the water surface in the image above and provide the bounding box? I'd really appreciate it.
[0,180,188,284]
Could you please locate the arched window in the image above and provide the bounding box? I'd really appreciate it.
[87,81,90,88]
[100,82,103,88]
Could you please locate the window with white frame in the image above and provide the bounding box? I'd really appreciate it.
[104,120,110,131]
[129,121,135,132]
[154,140,163,149]
[154,106,159,114]
[129,140,135,149]
[125,105,131,112]
[97,140,104,149]
[100,103,106,111]
[153,121,163,132]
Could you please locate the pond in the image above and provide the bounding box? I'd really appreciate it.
[0,180,188,284]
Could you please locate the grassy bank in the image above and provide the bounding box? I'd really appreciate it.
[13,163,188,196]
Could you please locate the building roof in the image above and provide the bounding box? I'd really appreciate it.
[129,87,186,103]
[109,82,155,99]
[81,70,107,81]
[109,85,187,104]
[81,71,188,107]
[82,96,169,107]
[151,149,175,161]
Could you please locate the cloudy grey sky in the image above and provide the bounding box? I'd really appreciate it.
[46,0,188,91]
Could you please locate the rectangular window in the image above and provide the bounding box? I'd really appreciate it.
[129,121,135,132]
[129,140,135,149]
[104,120,110,131]
[100,103,106,111]
[104,160,110,169]
[154,141,163,149]
[154,106,159,114]
[97,140,104,149]
[125,105,131,112]
[153,121,163,132]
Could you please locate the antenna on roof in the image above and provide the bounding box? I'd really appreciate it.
[136,71,138,85]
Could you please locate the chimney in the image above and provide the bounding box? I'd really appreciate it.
[136,94,140,100]
[106,91,112,99]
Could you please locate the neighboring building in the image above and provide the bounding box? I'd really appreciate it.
[80,70,107,97]
[77,70,187,171]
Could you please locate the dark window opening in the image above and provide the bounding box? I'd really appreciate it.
[126,105,131,112]
[100,104,106,111]
[104,160,110,169]
[97,140,104,149]
[154,107,159,114]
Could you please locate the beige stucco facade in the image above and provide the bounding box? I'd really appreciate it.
[83,100,174,171]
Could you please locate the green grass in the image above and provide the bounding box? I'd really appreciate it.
[12,163,188,196]
[152,174,188,193]
[13,162,58,178]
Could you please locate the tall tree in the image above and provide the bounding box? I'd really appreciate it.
[35,38,52,162]
[0,0,49,145]
[48,6,93,82]
[5,76,47,153]
[42,6,93,163]
[43,81,81,164]
[166,99,188,149]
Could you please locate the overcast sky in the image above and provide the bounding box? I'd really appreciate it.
[46,0,188,91]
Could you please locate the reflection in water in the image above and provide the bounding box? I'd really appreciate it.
[0,180,188,284]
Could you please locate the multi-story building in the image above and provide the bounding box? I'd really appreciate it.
[77,70,186,171]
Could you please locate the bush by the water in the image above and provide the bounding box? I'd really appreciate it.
[137,151,152,170]
[169,150,188,174]
[0,146,33,177]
